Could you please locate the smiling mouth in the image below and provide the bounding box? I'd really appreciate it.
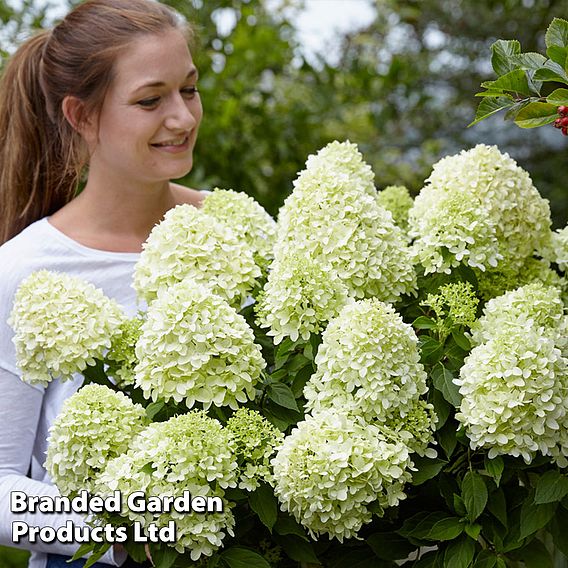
[151,135,189,148]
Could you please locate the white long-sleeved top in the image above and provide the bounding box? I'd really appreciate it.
[0,217,141,568]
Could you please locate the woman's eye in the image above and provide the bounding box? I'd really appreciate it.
[137,97,160,108]
[181,86,199,99]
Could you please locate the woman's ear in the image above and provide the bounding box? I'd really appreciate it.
[62,95,96,144]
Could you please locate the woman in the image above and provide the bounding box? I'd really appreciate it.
[0,0,203,566]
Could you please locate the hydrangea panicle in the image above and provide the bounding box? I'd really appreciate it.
[304,298,428,425]
[376,185,414,232]
[259,141,416,342]
[134,279,265,409]
[226,408,284,490]
[9,270,126,385]
[95,411,237,560]
[201,188,277,273]
[455,326,568,464]
[133,204,260,307]
[549,226,568,272]
[46,384,146,496]
[469,282,567,347]
[271,410,412,541]
[409,144,552,276]
[106,315,143,386]
[422,281,479,341]
[255,253,349,344]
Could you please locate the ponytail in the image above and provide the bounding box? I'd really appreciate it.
[0,31,79,245]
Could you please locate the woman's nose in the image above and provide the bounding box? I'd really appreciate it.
[164,93,199,131]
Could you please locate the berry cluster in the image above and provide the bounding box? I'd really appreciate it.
[553,105,568,135]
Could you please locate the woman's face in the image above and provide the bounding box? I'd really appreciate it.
[87,29,202,186]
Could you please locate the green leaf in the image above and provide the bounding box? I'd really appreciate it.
[533,60,568,84]
[124,542,148,564]
[549,503,568,557]
[473,550,497,568]
[469,95,516,127]
[269,369,287,381]
[431,363,461,408]
[482,69,530,96]
[464,523,481,540]
[437,421,457,458]
[273,534,319,564]
[145,400,165,420]
[366,532,415,561]
[504,99,533,120]
[510,539,553,568]
[263,401,302,430]
[420,336,443,364]
[290,364,313,397]
[249,483,277,531]
[547,45,568,68]
[444,535,476,568]
[453,494,467,517]
[545,18,568,50]
[411,456,448,486]
[151,545,178,568]
[534,470,568,504]
[414,550,443,568]
[514,101,559,128]
[398,511,464,541]
[220,547,270,568]
[83,544,111,568]
[413,316,437,329]
[451,329,470,351]
[510,52,548,71]
[273,515,309,540]
[462,471,488,522]
[519,500,557,539]
[487,489,507,528]
[547,87,568,106]
[274,338,295,369]
[484,455,504,486]
[475,90,512,97]
[288,353,311,372]
[431,388,450,429]
[491,39,521,75]
[208,555,221,568]
[266,383,299,411]
[141,462,156,475]
[70,542,97,561]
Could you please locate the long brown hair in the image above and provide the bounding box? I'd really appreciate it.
[0,0,190,245]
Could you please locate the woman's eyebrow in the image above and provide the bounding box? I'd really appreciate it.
[131,67,198,93]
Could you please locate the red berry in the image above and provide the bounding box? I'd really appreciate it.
[562,127,568,136]
[555,118,563,128]
[558,105,568,116]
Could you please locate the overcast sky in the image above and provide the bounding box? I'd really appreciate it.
[4,0,376,64]
[292,0,375,63]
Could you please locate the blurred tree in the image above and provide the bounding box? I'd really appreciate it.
[317,0,568,226]
[0,0,54,64]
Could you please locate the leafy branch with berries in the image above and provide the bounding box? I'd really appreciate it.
[471,17,568,135]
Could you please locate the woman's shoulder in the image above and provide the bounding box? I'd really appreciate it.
[0,219,49,270]
[171,183,209,208]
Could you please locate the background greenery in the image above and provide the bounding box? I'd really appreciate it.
[1,0,567,566]
[1,0,567,224]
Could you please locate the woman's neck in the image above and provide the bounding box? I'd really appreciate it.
[48,175,203,253]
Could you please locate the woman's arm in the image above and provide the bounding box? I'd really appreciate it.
[0,367,126,565]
